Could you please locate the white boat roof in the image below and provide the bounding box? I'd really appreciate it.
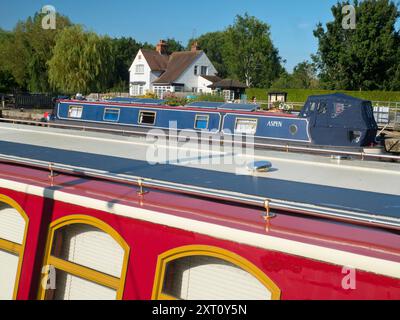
[0,122,399,219]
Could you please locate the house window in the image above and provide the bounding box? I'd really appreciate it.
[192,87,198,93]
[174,86,183,93]
[200,66,208,76]
[152,246,281,300]
[0,196,28,300]
[194,115,209,130]
[132,85,144,96]
[194,66,198,75]
[154,86,168,99]
[38,216,130,300]
[235,118,258,135]
[135,65,145,74]
[68,106,83,119]
[138,111,156,125]
[103,108,120,122]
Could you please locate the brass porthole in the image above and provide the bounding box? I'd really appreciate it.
[289,124,298,135]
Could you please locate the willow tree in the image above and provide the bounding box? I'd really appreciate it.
[48,25,114,94]
[0,13,71,92]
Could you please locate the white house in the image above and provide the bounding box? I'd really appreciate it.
[129,40,220,97]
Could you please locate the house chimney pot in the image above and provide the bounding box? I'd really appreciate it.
[156,40,168,55]
[191,41,200,52]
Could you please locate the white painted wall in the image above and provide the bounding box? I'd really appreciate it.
[175,52,218,93]
[129,50,218,95]
[129,50,153,96]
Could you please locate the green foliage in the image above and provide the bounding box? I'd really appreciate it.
[193,94,225,102]
[111,37,142,91]
[187,32,229,78]
[247,88,400,103]
[0,13,71,92]
[272,61,319,89]
[224,14,283,88]
[48,26,115,94]
[164,93,187,106]
[189,14,283,88]
[313,0,400,91]
[164,38,184,54]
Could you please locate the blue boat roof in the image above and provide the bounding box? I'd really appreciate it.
[106,97,166,105]
[187,101,258,112]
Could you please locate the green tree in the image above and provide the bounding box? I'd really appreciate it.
[271,61,319,89]
[164,38,184,54]
[1,13,71,92]
[223,13,283,88]
[187,32,229,78]
[48,26,114,94]
[291,61,319,89]
[110,37,142,91]
[0,29,18,92]
[314,0,400,90]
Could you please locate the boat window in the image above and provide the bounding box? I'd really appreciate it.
[0,197,28,300]
[39,216,129,300]
[68,106,83,119]
[152,246,281,300]
[138,111,156,125]
[103,108,120,122]
[194,115,209,130]
[318,102,328,114]
[235,118,258,135]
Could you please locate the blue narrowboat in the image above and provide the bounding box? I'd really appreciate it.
[55,93,378,147]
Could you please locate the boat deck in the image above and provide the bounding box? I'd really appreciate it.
[0,122,399,220]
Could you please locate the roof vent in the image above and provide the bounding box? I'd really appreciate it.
[247,161,273,173]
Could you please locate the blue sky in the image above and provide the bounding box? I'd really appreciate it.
[0,0,340,71]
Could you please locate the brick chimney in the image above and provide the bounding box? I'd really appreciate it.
[156,40,168,55]
[191,41,200,52]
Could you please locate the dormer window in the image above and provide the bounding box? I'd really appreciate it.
[135,65,144,74]
[201,66,208,75]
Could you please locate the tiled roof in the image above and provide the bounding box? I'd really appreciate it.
[153,51,202,84]
[141,49,169,72]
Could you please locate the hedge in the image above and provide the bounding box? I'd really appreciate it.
[246,88,400,103]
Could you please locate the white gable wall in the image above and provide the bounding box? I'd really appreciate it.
[174,52,218,93]
[129,50,154,96]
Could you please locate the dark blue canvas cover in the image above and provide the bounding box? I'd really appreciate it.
[299,93,378,147]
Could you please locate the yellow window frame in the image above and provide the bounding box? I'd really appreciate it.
[38,215,130,300]
[0,194,29,300]
[152,245,281,300]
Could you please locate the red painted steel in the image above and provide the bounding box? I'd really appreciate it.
[0,162,399,300]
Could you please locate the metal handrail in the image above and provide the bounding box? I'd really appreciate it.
[0,153,399,231]
[1,117,400,162]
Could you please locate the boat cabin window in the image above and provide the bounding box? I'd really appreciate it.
[235,118,258,135]
[0,197,28,300]
[103,108,120,122]
[138,111,156,126]
[194,115,209,130]
[152,246,281,300]
[317,102,328,114]
[68,106,83,119]
[39,217,129,300]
